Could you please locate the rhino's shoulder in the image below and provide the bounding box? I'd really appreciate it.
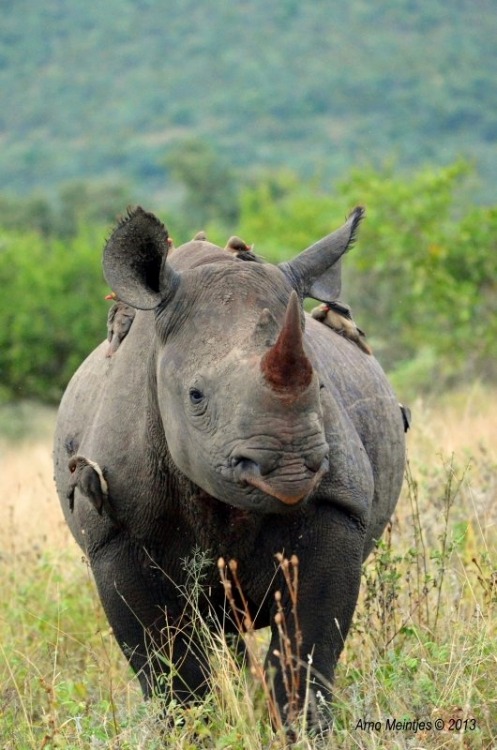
[55,309,155,460]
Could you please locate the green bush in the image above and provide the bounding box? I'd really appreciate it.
[235,161,497,395]
[0,226,109,403]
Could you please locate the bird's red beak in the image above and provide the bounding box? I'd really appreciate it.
[105,293,116,301]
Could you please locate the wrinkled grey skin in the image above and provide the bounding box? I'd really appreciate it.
[53,207,405,731]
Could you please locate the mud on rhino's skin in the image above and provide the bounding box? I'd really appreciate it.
[53,206,406,732]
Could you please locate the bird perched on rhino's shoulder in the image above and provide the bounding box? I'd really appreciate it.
[192,230,207,241]
[66,455,113,519]
[311,301,372,355]
[105,292,136,357]
[224,236,261,262]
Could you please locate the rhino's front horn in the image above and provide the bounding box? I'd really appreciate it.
[261,291,313,394]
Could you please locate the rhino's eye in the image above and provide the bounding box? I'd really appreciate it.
[189,387,205,405]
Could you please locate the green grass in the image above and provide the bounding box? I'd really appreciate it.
[1,391,496,748]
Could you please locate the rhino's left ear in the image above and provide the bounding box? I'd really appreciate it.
[103,206,180,309]
[278,207,365,301]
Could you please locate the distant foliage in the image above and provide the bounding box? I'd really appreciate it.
[0,227,109,403]
[0,180,133,240]
[338,163,497,389]
[236,162,497,394]
[1,162,496,403]
[165,139,240,228]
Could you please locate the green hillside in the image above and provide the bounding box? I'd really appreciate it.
[1,0,496,200]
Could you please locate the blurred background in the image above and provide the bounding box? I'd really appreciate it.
[1,0,497,410]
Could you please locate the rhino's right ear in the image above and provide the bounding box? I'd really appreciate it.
[278,207,365,302]
[103,206,180,310]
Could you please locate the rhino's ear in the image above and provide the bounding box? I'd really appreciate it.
[103,206,180,310]
[278,207,365,302]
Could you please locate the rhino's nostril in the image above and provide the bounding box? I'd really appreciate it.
[231,456,255,470]
[304,446,329,474]
[231,456,262,485]
[230,449,279,477]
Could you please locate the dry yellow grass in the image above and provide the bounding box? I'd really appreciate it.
[0,423,74,556]
[404,384,497,535]
[410,382,497,463]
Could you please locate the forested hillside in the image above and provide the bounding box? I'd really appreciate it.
[1,0,496,201]
[2,1,497,405]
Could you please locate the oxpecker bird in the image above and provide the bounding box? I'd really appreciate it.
[311,301,372,355]
[67,455,112,518]
[224,236,260,262]
[105,292,136,357]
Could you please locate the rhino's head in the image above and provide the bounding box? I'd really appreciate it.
[103,206,364,513]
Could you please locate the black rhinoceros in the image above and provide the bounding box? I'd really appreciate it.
[53,206,405,731]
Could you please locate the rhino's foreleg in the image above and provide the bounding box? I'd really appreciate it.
[265,505,365,734]
[89,536,211,703]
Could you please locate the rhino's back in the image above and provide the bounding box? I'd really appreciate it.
[304,313,405,553]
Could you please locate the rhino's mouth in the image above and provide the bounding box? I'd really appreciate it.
[232,456,329,507]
